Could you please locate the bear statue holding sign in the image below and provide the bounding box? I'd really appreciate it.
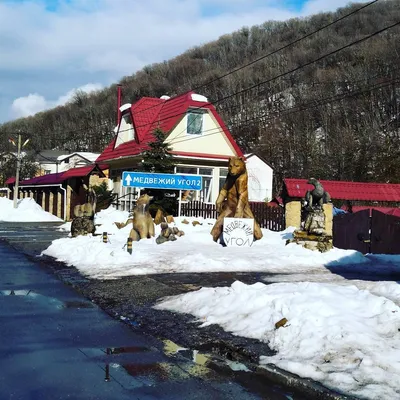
[211,157,263,242]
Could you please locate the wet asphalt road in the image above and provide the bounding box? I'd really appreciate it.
[0,223,310,400]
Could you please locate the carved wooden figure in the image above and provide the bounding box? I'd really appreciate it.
[129,194,155,241]
[211,157,263,242]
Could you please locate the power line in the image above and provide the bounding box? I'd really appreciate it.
[166,76,400,147]
[18,17,399,151]
[123,0,380,123]
[192,0,380,91]
[30,67,400,150]
[131,19,400,132]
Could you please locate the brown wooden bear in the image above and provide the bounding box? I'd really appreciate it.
[129,194,155,241]
[211,157,263,242]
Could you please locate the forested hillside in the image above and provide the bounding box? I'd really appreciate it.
[1,0,399,189]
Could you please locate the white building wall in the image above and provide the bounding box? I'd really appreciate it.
[115,112,135,148]
[166,110,237,157]
[245,155,273,202]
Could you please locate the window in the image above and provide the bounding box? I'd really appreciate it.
[176,166,197,174]
[187,111,203,135]
[44,170,51,175]
[175,165,214,203]
[219,168,228,191]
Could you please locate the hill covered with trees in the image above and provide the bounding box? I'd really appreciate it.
[1,0,399,189]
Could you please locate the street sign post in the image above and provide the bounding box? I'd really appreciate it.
[121,171,203,217]
[122,171,202,191]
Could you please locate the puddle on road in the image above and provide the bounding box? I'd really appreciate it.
[159,339,304,400]
[63,300,95,309]
[0,290,94,310]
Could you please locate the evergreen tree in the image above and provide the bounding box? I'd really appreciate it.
[139,128,175,173]
[138,128,177,216]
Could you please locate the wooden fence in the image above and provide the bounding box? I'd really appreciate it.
[180,201,285,231]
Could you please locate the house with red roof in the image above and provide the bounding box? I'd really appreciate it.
[6,164,107,220]
[96,91,245,209]
[282,178,400,213]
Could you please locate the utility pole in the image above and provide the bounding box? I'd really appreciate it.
[10,132,30,208]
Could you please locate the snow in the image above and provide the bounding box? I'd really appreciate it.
[191,93,208,102]
[38,205,400,398]
[119,103,131,112]
[57,152,99,162]
[0,197,62,222]
[41,210,373,280]
[155,281,400,399]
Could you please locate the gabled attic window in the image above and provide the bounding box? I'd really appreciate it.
[115,109,135,148]
[187,110,203,135]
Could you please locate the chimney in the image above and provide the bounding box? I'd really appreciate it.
[117,84,122,125]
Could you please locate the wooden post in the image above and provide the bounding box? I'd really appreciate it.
[285,201,301,229]
[323,203,333,236]
[41,190,46,210]
[57,191,62,219]
[49,191,54,215]
[66,185,72,221]
[178,190,182,217]
[127,238,132,254]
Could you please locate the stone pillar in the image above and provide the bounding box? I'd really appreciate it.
[66,185,72,221]
[49,191,54,215]
[285,201,301,229]
[57,192,62,219]
[41,191,46,210]
[323,203,333,236]
[29,190,34,198]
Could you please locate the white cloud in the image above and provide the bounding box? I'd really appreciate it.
[11,83,103,118]
[1,0,356,122]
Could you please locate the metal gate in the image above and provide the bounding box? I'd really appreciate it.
[333,209,400,254]
[371,210,400,254]
[333,210,370,253]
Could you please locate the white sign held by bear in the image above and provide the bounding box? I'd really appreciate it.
[222,218,254,247]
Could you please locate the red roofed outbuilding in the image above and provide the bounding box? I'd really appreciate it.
[282,178,400,214]
[7,164,107,220]
[97,91,244,209]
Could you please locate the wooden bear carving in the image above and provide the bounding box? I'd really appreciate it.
[211,157,263,242]
[129,194,155,241]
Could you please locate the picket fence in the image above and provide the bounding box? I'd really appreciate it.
[180,201,285,231]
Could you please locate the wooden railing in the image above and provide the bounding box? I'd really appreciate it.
[180,201,285,231]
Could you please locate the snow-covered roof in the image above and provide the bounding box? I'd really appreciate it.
[191,93,208,102]
[57,152,100,162]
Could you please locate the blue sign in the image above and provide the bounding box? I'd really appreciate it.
[122,172,203,191]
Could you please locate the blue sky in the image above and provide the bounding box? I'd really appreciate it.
[0,0,351,122]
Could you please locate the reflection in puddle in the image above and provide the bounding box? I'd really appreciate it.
[0,290,93,310]
[1,289,33,296]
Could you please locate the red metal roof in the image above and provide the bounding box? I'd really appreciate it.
[20,173,65,185]
[5,177,16,185]
[97,91,243,163]
[284,178,400,202]
[17,164,107,186]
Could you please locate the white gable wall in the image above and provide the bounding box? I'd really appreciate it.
[115,112,135,148]
[246,155,273,202]
[166,109,237,157]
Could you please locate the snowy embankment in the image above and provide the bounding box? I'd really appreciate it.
[155,280,400,399]
[39,205,400,398]
[0,197,62,222]
[41,206,374,280]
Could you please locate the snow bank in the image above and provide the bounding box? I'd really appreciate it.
[42,213,369,279]
[155,281,400,399]
[0,197,62,222]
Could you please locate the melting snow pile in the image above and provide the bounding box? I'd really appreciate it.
[155,281,400,399]
[0,197,62,222]
[41,208,372,279]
